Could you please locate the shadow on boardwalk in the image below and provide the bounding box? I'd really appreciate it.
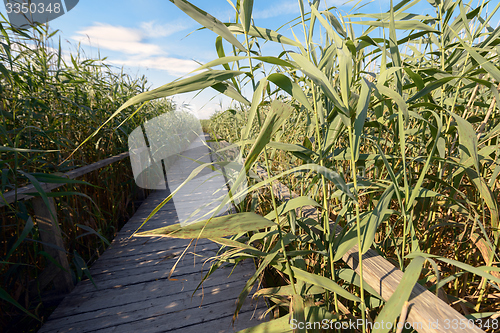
[39,134,268,333]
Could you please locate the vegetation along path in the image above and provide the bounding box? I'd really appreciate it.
[38,134,267,333]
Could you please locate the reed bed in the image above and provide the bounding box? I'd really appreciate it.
[0,19,177,331]
[115,0,500,331]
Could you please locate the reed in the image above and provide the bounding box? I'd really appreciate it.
[0,18,175,331]
[116,0,500,331]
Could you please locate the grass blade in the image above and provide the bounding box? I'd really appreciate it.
[240,0,254,34]
[372,256,425,333]
[291,266,361,302]
[170,0,246,51]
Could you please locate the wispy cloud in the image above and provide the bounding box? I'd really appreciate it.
[110,56,199,76]
[139,19,191,39]
[72,23,164,56]
[71,22,199,76]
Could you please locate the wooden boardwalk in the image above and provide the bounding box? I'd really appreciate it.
[39,134,268,333]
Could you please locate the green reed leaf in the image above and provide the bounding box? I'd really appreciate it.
[215,36,231,71]
[292,294,306,333]
[268,73,313,111]
[310,5,352,107]
[239,163,354,203]
[0,286,39,321]
[245,100,294,168]
[195,56,293,72]
[264,196,320,220]
[267,141,316,156]
[227,23,303,48]
[254,284,324,297]
[372,256,425,333]
[353,78,372,162]
[234,235,293,322]
[135,212,275,238]
[390,0,402,95]
[5,217,33,260]
[465,168,499,232]
[407,110,442,208]
[336,268,382,298]
[209,237,262,252]
[240,0,254,34]
[0,146,58,153]
[375,84,409,121]
[450,28,500,82]
[291,266,361,302]
[212,82,250,105]
[170,0,246,51]
[18,171,54,222]
[406,253,500,285]
[350,20,438,32]
[361,184,395,254]
[76,224,110,246]
[407,76,456,104]
[450,112,498,231]
[289,52,349,126]
[242,76,267,140]
[235,315,291,333]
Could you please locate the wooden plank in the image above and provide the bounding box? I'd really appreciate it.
[95,237,213,261]
[46,263,256,320]
[2,152,129,205]
[76,246,220,286]
[66,256,218,295]
[44,297,265,333]
[40,263,260,332]
[32,196,74,294]
[63,152,129,179]
[101,298,264,333]
[252,162,485,333]
[164,308,268,333]
[90,297,262,333]
[89,241,217,275]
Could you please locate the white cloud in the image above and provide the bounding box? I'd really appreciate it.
[139,19,191,38]
[70,22,200,76]
[110,56,199,76]
[72,23,164,56]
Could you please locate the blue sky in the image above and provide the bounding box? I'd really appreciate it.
[1,0,498,118]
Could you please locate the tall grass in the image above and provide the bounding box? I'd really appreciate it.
[0,19,176,331]
[98,0,500,331]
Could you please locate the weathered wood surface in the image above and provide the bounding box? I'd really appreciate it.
[2,151,129,206]
[251,162,485,333]
[38,135,267,333]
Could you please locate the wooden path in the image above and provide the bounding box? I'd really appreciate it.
[39,134,268,333]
